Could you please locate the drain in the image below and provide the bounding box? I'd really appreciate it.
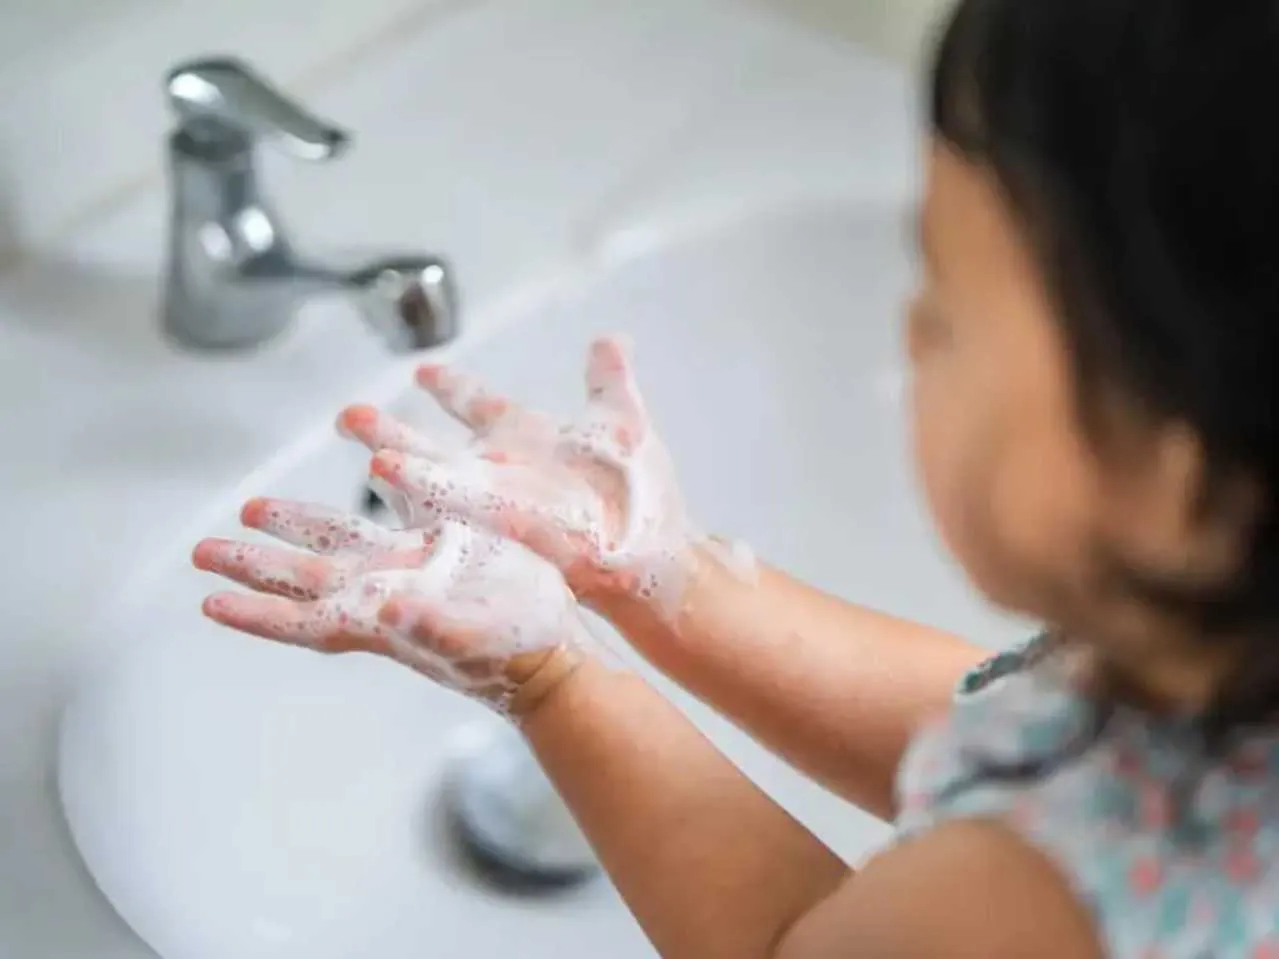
[359,484,390,518]
[442,723,599,893]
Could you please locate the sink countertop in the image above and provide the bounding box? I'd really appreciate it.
[0,0,917,953]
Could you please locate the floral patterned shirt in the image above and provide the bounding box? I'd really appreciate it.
[896,636,1279,958]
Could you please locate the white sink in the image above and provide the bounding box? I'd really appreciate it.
[58,202,1025,959]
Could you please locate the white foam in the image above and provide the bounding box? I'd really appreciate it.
[217,494,584,714]
[393,380,754,622]
[298,522,582,714]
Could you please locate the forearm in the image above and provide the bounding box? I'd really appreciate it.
[596,549,987,819]
[521,657,846,959]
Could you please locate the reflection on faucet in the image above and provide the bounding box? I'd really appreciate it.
[162,57,459,353]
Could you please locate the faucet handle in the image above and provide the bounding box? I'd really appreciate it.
[166,56,349,161]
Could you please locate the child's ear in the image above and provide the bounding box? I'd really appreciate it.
[1154,421,1260,588]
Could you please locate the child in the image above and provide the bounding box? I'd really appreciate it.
[192,0,1279,954]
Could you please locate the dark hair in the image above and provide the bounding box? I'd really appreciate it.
[928,1,1279,748]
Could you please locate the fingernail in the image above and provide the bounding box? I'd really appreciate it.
[345,404,378,428]
[201,593,231,620]
[415,365,445,389]
[593,334,629,363]
[240,498,270,527]
[192,540,218,571]
[370,449,404,482]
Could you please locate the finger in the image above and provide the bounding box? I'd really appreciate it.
[415,365,516,434]
[369,448,547,529]
[585,335,648,433]
[336,404,443,524]
[240,497,411,555]
[202,591,380,654]
[194,537,433,599]
[369,449,499,516]
[371,450,580,567]
[337,405,441,459]
[193,539,345,600]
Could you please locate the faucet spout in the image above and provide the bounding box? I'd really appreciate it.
[301,254,459,354]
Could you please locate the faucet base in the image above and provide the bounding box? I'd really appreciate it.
[162,313,295,353]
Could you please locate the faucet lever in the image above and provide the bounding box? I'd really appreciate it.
[166,56,348,161]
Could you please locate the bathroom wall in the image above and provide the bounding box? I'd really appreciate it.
[0,0,152,68]
[0,0,459,263]
[752,0,952,64]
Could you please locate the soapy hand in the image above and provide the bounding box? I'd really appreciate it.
[193,498,586,715]
[339,335,746,620]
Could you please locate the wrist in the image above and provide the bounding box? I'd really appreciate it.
[586,541,726,647]
[506,644,587,720]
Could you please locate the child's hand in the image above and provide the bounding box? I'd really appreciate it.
[339,335,737,620]
[192,498,585,715]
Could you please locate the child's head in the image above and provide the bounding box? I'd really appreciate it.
[910,0,1279,726]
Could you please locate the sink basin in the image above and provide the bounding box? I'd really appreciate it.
[57,202,1026,959]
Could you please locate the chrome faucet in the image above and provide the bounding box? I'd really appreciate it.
[162,57,459,352]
